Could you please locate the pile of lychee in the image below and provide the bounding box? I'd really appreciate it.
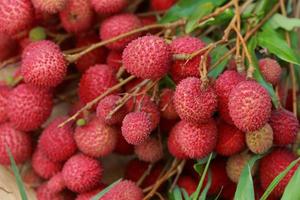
[0,0,299,200]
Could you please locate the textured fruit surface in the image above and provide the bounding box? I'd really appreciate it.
[37,183,64,200]
[215,121,245,156]
[167,122,188,159]
[121,112,152,145]
[170,36,209,83]
[123,35,172,79]
[32,0,67,13]
[46,172,65,193]
[174,77,217,124]
[0,123,32,165]
[39,117,77,162]
[7,84,53,131]
[177,176,197,195]
[176,120,217,159]
[0,85,10,124]
[79,64,118,104]
[21,40,67,88]
[100,13,142,50]
[0,33,18,61]
[159,89,178,120]
[135,138,163,163]
[74,117,117,157]
[96,94,128,125]
[91,0,127,15]
[0,0,33,35]
[228,81,272,132]
[114,130,134,155]
[106,50,122,72]
[269,108,299,145]
[62,154,103,193]
[75,184,106,200]
[60,0,94,33]
[259,58,282,85]
[101,180,144,200]
[260,148,299,198]
[151,0,176,11]
[246,123,273,154]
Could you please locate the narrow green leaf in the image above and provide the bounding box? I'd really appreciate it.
[181,188,190,200]
[6,146,28,200]
[199,171,212,200]
[281,165,300,200]
[267,14,300,31]
[208,45,230,78]
[92,179,121,200]
[254,0,277,17]
[172,186,183,200]
[260,157,300,200]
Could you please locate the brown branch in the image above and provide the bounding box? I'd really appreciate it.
[137,164,153,187]
[0,56,20,70]
[169,160,186,193]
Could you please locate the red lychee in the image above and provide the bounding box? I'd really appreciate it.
[0,0,34,35]
[21,40,67,88]
[159,88,178,120]
[174,77,217,124]
[114,130,134,155]
[259,58,282,85]
[177,176,197,195]
[79,64,118,104]
[36,183,64,200]
[76,184,106,200]
[215,121,245,156]
[122,35,172,79]
[0,123,32,165]
[135,138,163,163]
[0,85,10,124]
[228,81,272,132]
[7,84,53,131]
[74,117,117,157]
[100,13,142,50]
[39,116,77,162]
[0,33,18,61]
[121,112,152,145]
[269,108,299,145]
[32,0,67,14]
[106,50,123,72]
[167,122,188,159]
[260,148,299,198]
[46,172,65,193]
[91,0,127,15]
[62,154,103,193]
[151,0,177,11]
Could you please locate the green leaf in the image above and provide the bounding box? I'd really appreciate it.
[193,152,216,175]
[92,179,121,200]
[199,171,212,200]
[208,44,230,78]
[254,0,278,18]
[172,186,183,200]
[160,75,176,89]
[260,157,300,200]
[181,188,190,200]
[29,26,46,41]
[234,154,264,200]
[201,8,234,27]
[6,146,28,200]
[267,14,300,31]
[281,165,300,200]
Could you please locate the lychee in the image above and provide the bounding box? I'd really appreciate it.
[228,81,272,132]
[122,35,172,79]
[36,183,64,200]
[21,40,67,88]
[170,36,209,83]
[167,122,188,159]
[100,13,142,50]
[121,112,152,145]
[7,84,53,131]
[177,176,197,195]
[174,77,217,124]
[215,121,245,156]
[0,33,18,61]
[62,154,103,193]
[269,108,299,145]
[151,0,177,11]
[159,88,178,120]
[0,123,32,165]
[46,172,65,193]
[76,184,107,200]
[246,123,273,154]
[32,0,67,14]
[135,138,163,163]
[0,85,10,124]
[39,116,77,162]
[74,117,117,157]
[260,148,299,198]
[106,50,123,72]
[114,130,134,155]
[91,0,127,15]
[259,58,282,85]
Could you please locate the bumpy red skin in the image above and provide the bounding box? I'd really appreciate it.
[121,112,152,145]
[79,64,118,105]
[0,0,33,35]
[75,34,107,72]
[74,117,117,157]
[21,40,67,88]
[101,180,144,200]
[259,58,282,85]
[0,123,32,165]
[76,184,106,200]
[167,122,188,159]
[151,0,177,11]
[32,148,63,179]
[176,120,217,159]
[228,81,272,132]
[60,0,94,33]
[159,89,179,120]
[215,121,245,156]
[215,70,245,124]
[135,138,163,163]
[62,154,103,193]
[123,35,172,79]
[269,108,299,145]
[174,77,218,124]
[7,84,53,132]
[170,36,209,83]
[177,176,197,195]
[0,33,18,61]
[0,85,10,124]
[114,130,134,155]
[96,94,128,125]
[260,148,299,198]
[106,50,123,72]
[39,117,77,162]
[37,183,64,200]
[32,0,67,14]
[91,0,127,15]
[100,14,142,50]
[46,173,65,193]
